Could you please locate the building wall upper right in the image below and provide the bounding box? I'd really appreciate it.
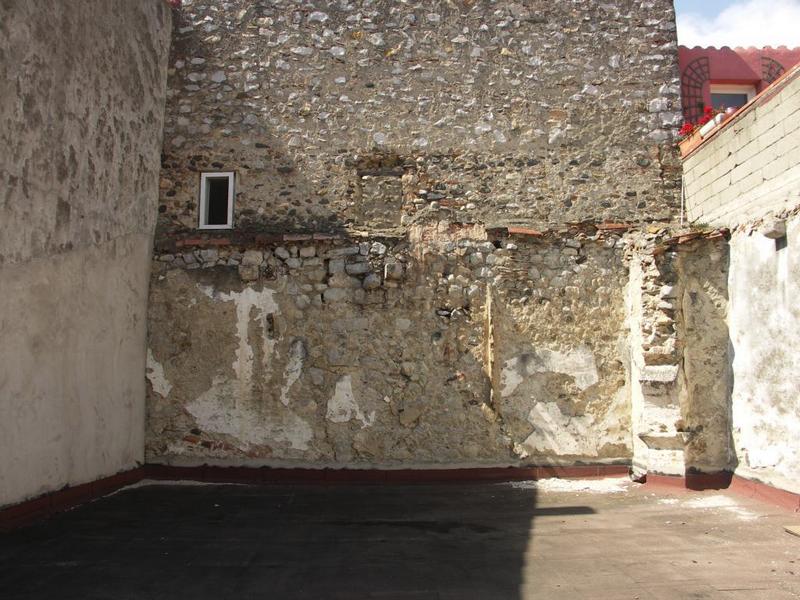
[683,62,800,226]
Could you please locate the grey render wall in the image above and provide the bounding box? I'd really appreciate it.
[158,0,682,237]
[683,68,800,493]
[0,0,171,507]
[728,213,800,493]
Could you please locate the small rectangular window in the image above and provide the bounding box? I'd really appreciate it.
[199,172,234,229]
[709,84,756,112]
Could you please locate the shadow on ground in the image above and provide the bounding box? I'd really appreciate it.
[0,482,594,600]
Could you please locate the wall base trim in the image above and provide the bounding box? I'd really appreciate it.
[644,470,733,491]
[645,471,800,512]
[6,465,798,531]
[0,467,144,531]
[0,464,627,530]
[143,463,631,485]
[728,475,800,512]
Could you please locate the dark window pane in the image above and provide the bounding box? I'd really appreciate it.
[207,177,229,225]
[710,93,749,110]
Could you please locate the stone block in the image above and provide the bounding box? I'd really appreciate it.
[241,250,263,266]
[238,264,259,281]
[299,246,316,258]
[323,287,349,303]
[345,262,371,275]
[328,258,345,274]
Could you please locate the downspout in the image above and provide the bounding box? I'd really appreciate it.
[680,173,685,227]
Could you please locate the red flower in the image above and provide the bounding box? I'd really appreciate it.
[703,105,713,115]
[679,122,695,136]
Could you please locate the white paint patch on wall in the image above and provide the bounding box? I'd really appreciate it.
[197,285,280,397]
[520,386,630,457]
[280,339,306,406]
[188,285,314,451]
[500,345,599,397]
[728,216,800,493]
[146,348,172,398]
[186,376,313,451]
[326,375,376,428]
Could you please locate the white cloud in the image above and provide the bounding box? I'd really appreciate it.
[677,0,800,48]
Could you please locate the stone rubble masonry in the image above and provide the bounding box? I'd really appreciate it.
[157,0,682,238]
[143,0,747,472]
[626,227,732,478]
[147,219,635,467]
[146,217,732,470]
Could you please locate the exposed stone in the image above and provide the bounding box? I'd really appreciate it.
[759,218,786,239]
[323,287,349,303]
[362,274,381,290]
[238,264,259,281]
[345,262,370,275]
[241,250,263,266]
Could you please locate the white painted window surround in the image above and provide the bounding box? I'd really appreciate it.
[198,171,235,229]
[709,83,756,111]
[709,83,756,99]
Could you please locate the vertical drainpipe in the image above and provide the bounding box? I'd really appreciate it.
[680,174,686,227]
[484,283,495,409]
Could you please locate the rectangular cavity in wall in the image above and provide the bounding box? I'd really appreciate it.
[199,172,234,229]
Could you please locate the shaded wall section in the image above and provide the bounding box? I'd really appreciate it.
[0,0,172,507]
[158,0,682,235]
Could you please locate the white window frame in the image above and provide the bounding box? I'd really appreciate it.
[709,84,756,104]
[198,171,235,230]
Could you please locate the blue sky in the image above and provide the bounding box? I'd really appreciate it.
[674,0,734,20]
[674,0,800,47]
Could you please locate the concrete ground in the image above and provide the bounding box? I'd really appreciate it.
[0,478,798,599]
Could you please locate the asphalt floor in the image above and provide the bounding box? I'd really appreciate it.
[1,477,798,599]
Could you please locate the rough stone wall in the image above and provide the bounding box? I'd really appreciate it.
[489,233,631,463]
[147,0,689,469]
[0,1,171,507]
[146,221,633,467]
[626,243,685,476]
[158,0,681,235]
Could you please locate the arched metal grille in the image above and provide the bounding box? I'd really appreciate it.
[762,56,785,84]
[681,57,710,123]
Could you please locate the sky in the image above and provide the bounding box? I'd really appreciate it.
[674,0,800,48]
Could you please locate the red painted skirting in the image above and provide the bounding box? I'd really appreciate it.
[728,475,800,512]
[4,465,797,531]
[644,470,733,491]
[143,463,631,485]
[0,464,627,530]
[645,471,800,512]
[0,468,144,531]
